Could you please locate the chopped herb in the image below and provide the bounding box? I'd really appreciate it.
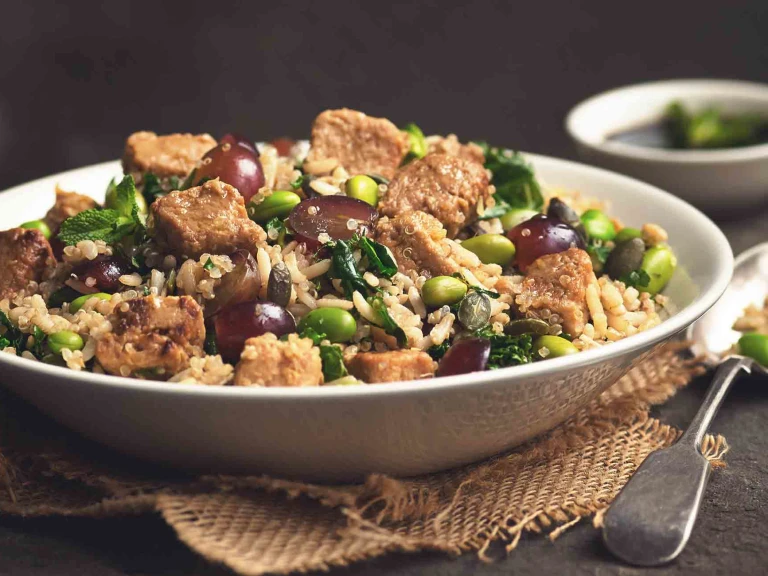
[450,273,500,299]
[475,326,534,368]
[620,269,651,290]
[265,217,287,246]
[181,169,197,191]
[204,329,218,355]
[30,326,47,358]
[475,143,544,213]
[299,326,325,346]
[0,311,46,359]
[142,286,151,296]
[142,172,167,206]
[58,176,143,246]
[357,235,397,278]
[328,239,368,297]
[369,296,407,347]
[290,174,305,190]
[666,101,767,149]
[427,340,450,361]
[478,196,513,220]
[47,286,81,308]
[402,122,427,163]
[586,240,612,266]
[319,344,348,381]
[203,257,215,271]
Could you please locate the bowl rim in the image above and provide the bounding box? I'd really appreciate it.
[0,155,733,400]
[565,78,768,164]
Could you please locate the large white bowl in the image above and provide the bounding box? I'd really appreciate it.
[0,156,732,481]
[566,79,768,214]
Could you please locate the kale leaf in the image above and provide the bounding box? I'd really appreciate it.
[318,345,348,382]
[0,311,47,359]
[620,269,651,290]
[475,326,534,368]
[427,340,450,361]
[329,239,369,297]
[369,296,407,347]
[476,143,544,215]
[357,235,397,278]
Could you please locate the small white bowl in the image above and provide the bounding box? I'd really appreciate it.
[0,156,732,481]
[566,79,768,214]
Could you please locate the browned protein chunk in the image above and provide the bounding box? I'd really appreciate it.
[305,109,410,179]
[148,179,266,259]
[43,187,99,233]
[234,333,323,387]
[379,154,492,238]
[501,247,598,337]
[347,350,437,384]
[96,295,205,378]
[0,228,54,300]
[426,134,485,165]
[375,211,501,286]
[122,131,217,184]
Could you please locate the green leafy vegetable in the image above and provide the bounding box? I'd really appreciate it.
[586,240,612,267]
[450,273,500,299]
[357,235,397,278]
[402,122,427,163]
[142,172,167,206]
[265,217,287,246]
[476,143,544,214]
[620,269,651,290]
[477,197,513,220]
[0,311,46,359]
[204,329,218,355]
[329,239,368,297]
[318,344,348,382]
[203,257,215,271]
[427,341,450,361]
[665,101,767,149]
[290,174,305,190]
[58,176,143,246]
[299,326,325,346]
[475,326,534,368]
[369,296,407,347]
[30,326,47,358]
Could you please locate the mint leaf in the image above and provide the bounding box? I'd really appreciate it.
[114,175,142,223]
[58,209,122,245]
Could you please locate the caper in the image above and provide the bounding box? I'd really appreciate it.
[533,335,578,359]
[267,261,292,308]
[421,276,467,308]
[460,234,516,266]
[640,245,677,295]
[248,191,302,224]
[457,291,492,331]
[20,219,52,239]
[500,209,539,231]
[614,227,642,244]
[69,292,112,313]
[738,333,768,366]
[580,209,616,241]
[345,175,379,206]
[48,330,84,355]
[605,238,645,280]
[298,308,358,343]
[504,318,551,336]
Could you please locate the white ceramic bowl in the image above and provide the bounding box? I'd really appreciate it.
[566,79,768,213]
[0,156,732,481]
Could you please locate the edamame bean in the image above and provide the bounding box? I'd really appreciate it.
[614,227,642,244]
[298,308,357,343]
[48,330,84,355]
[248,191,302,224]
[69,292,112,313]
[20,220,51,239]
[500,209,539,231]
[738,333,768,366]
[640,245,677,295]
[460,234,516,266]
[580,209,616,241]
[421,276,467,308]
[533,335,578,359]
[345,175,379,206]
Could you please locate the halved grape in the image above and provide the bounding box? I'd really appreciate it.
[507,214,585,272]
[71,255,133,293]
[436,338,491,377]
[220,133,259,155]
[195,143,265,203]
[213,300,296,361]
[204,250,261,318]
[288,196,378,242]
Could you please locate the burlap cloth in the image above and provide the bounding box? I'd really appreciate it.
[0,343,727,575]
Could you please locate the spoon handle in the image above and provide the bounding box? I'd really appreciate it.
[602,356,753,566]
[678,356,754,449]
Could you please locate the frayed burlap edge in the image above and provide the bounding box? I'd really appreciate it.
[0,343,726,576]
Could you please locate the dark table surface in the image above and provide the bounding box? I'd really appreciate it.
[1,1,767,574]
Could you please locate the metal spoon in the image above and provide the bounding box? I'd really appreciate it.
[602,242,768,567]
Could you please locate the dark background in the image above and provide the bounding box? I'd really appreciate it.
[1,1,768,574]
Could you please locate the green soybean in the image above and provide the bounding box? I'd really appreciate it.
[248,191,302,224]
[345,175,379,206]
[48,331,84,355]
[20,220,52,239]
[421,276,468,308]
[614,227,642,244]
[580,209,616,241]
[299,308,357,343]
[738,333,768,366]
[640,245,677,295]
[69,292,112,313]
[460,234,516,266]
[500,209,539,231]
[533,335,578,359]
